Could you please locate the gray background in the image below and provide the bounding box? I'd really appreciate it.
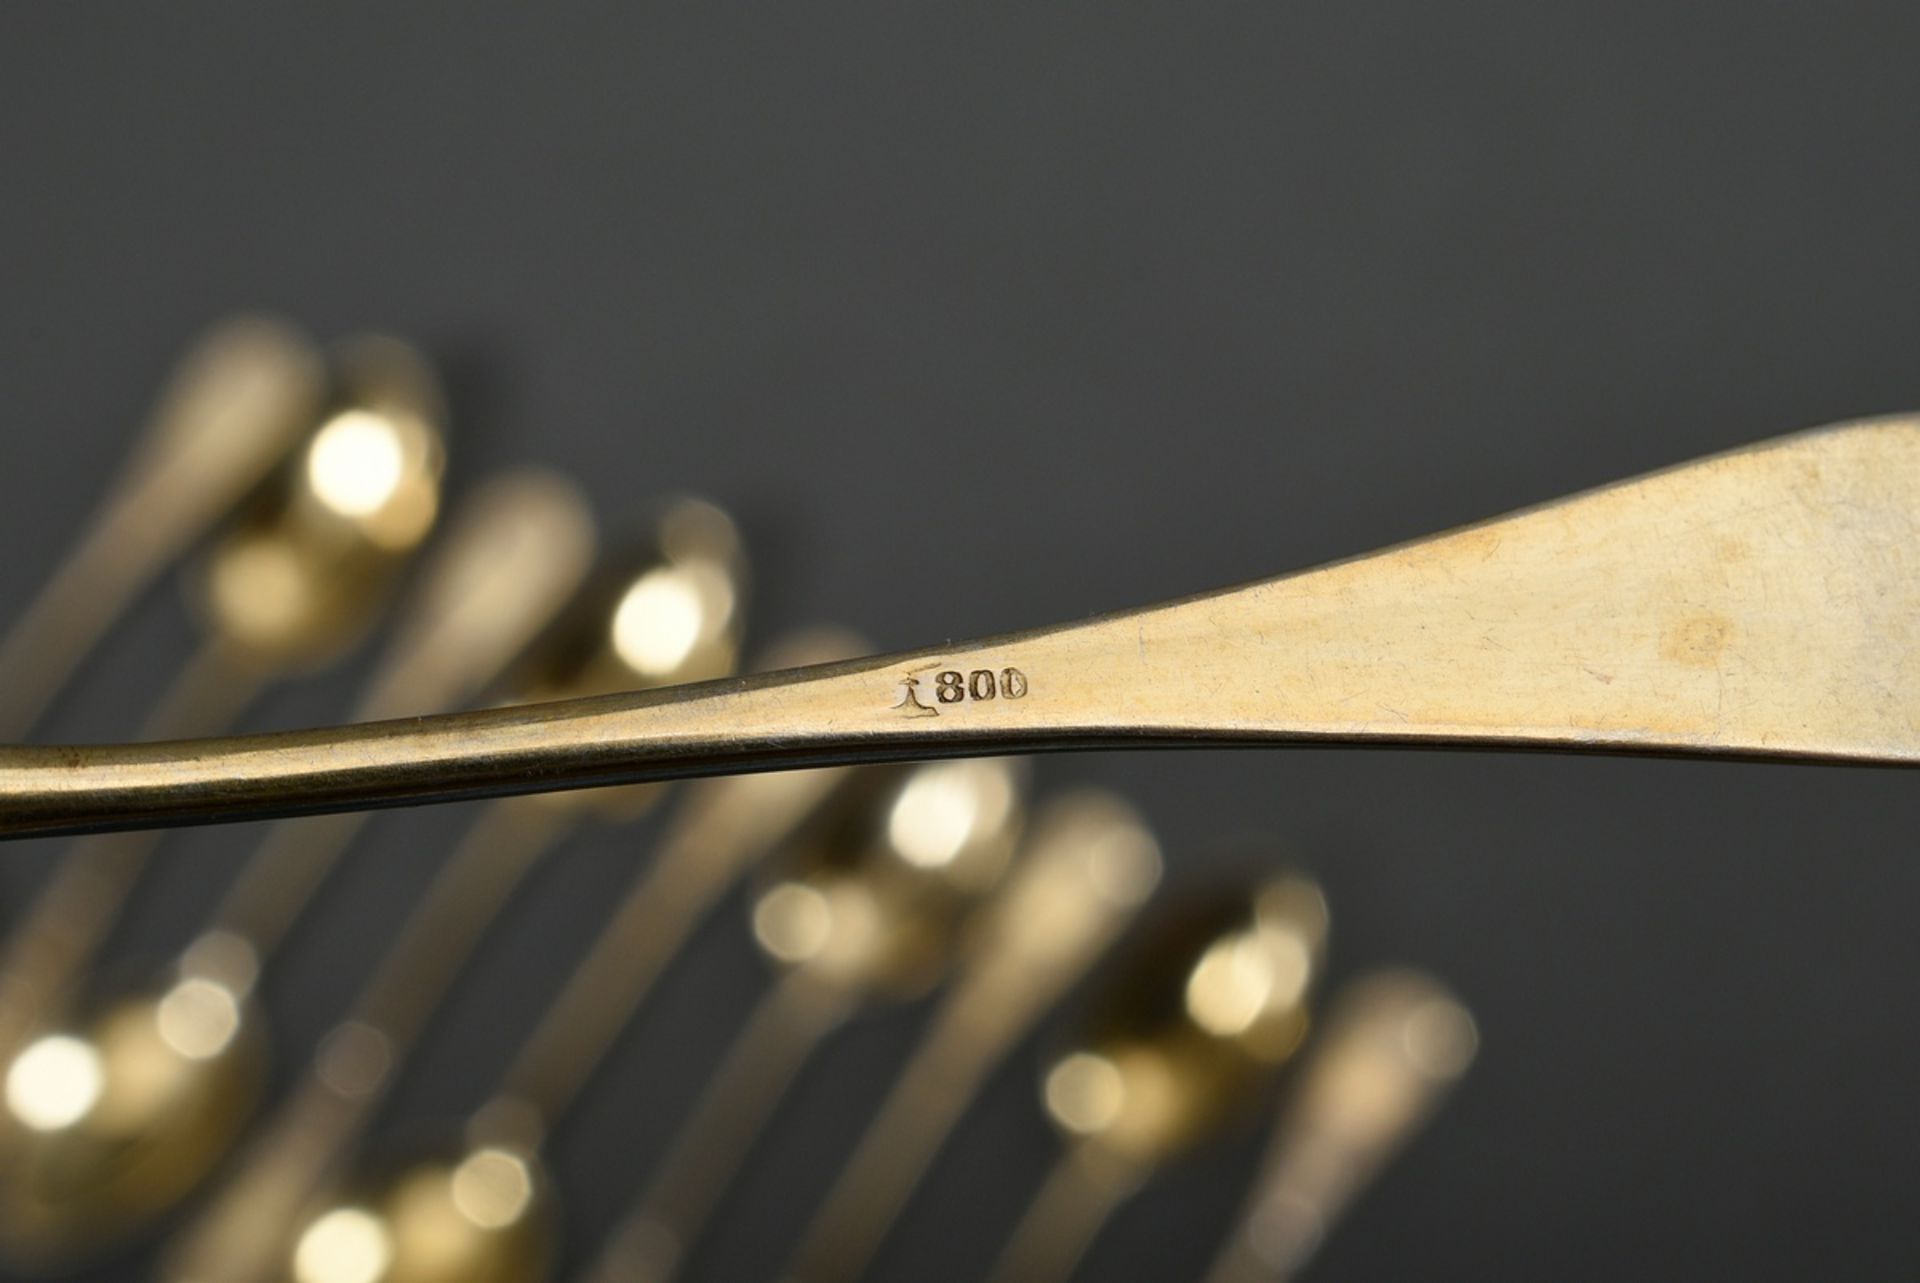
[2,4,1918,1280]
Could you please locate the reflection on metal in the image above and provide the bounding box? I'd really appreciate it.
[447,1149,537,1232]
[293,1207,392,1283]
[987,878,1328,1283]
[5,1035,104,1133]
[152,978,243,1062]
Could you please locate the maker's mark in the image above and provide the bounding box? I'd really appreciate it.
[892,674,939,718]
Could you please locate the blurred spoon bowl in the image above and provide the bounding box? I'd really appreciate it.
[193,335,449,671]
[1043,875,1330,1169]
[286,1137,553,1283]
[749,755,1028,1001]
[0,936,268,1256]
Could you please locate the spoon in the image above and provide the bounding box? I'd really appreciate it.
[983,876,1330,1283]
[781,789,1164,1283]
[1201,968,1477,1283]
[0,468,596,1269]
[7,409,1920,841]
[0,315,323,739]
[156,498,749,1283]
[260,627,869,1283]
[587,754,1030,1283]
[0,334,449,1069]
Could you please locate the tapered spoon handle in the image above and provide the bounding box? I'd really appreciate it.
[0,317,320,739]
[592,972,851,1283]
[1203,970,1478,1283]
[984,1146,1145,1283]
[156,799,573,1283]
[6,414,1920,839]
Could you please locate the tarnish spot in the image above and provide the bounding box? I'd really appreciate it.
[1661,615,1734,667]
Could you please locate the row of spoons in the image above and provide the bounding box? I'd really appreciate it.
[0,318,1476,1283]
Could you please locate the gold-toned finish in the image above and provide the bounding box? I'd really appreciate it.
[209,469,598,955]
[0,470,595,1269]
[240,629,868,1283]
[0,652,261,1071]
[784,790,1163,1283]
[4,414,1918,840]
[1203,969,1478,1283]
[497,628,870,1125]
[156,501,748,1283]
[985,877,1329,1283]
[285,1146,552,1283]
[0,336,450,1075]
[589,756,1030,1283]
[0,315,323,739]
[191,335,448,670]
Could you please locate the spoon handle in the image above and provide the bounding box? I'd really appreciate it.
[7,413,1920,841]
[1202,970,1478,1283]
[0,317,320,740]
[498,762,853,1123]
[984,1145,1146,1283]
[590,970,853,1283]
[352,799,573,1047]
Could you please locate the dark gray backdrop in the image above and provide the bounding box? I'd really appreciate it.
[1,5,1916,1280]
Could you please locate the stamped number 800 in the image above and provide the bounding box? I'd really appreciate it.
[934,668,1028,703]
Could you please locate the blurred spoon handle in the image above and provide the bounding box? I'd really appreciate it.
[352,798,573,1043]
[499,761,854,1122]
[591,971,851,1283]
[155,798,573,1283]
[0,317,319,739]
[985,1146,1145,1283]
[1203,970,1478,1283]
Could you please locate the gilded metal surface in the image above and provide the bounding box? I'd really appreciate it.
[0,471,595,1272]
[986,877,1328,1283]
[784,791,1163,1283]
[4,414,1917,839]
[154,499,747,1283]
[593,756,1030,1283]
